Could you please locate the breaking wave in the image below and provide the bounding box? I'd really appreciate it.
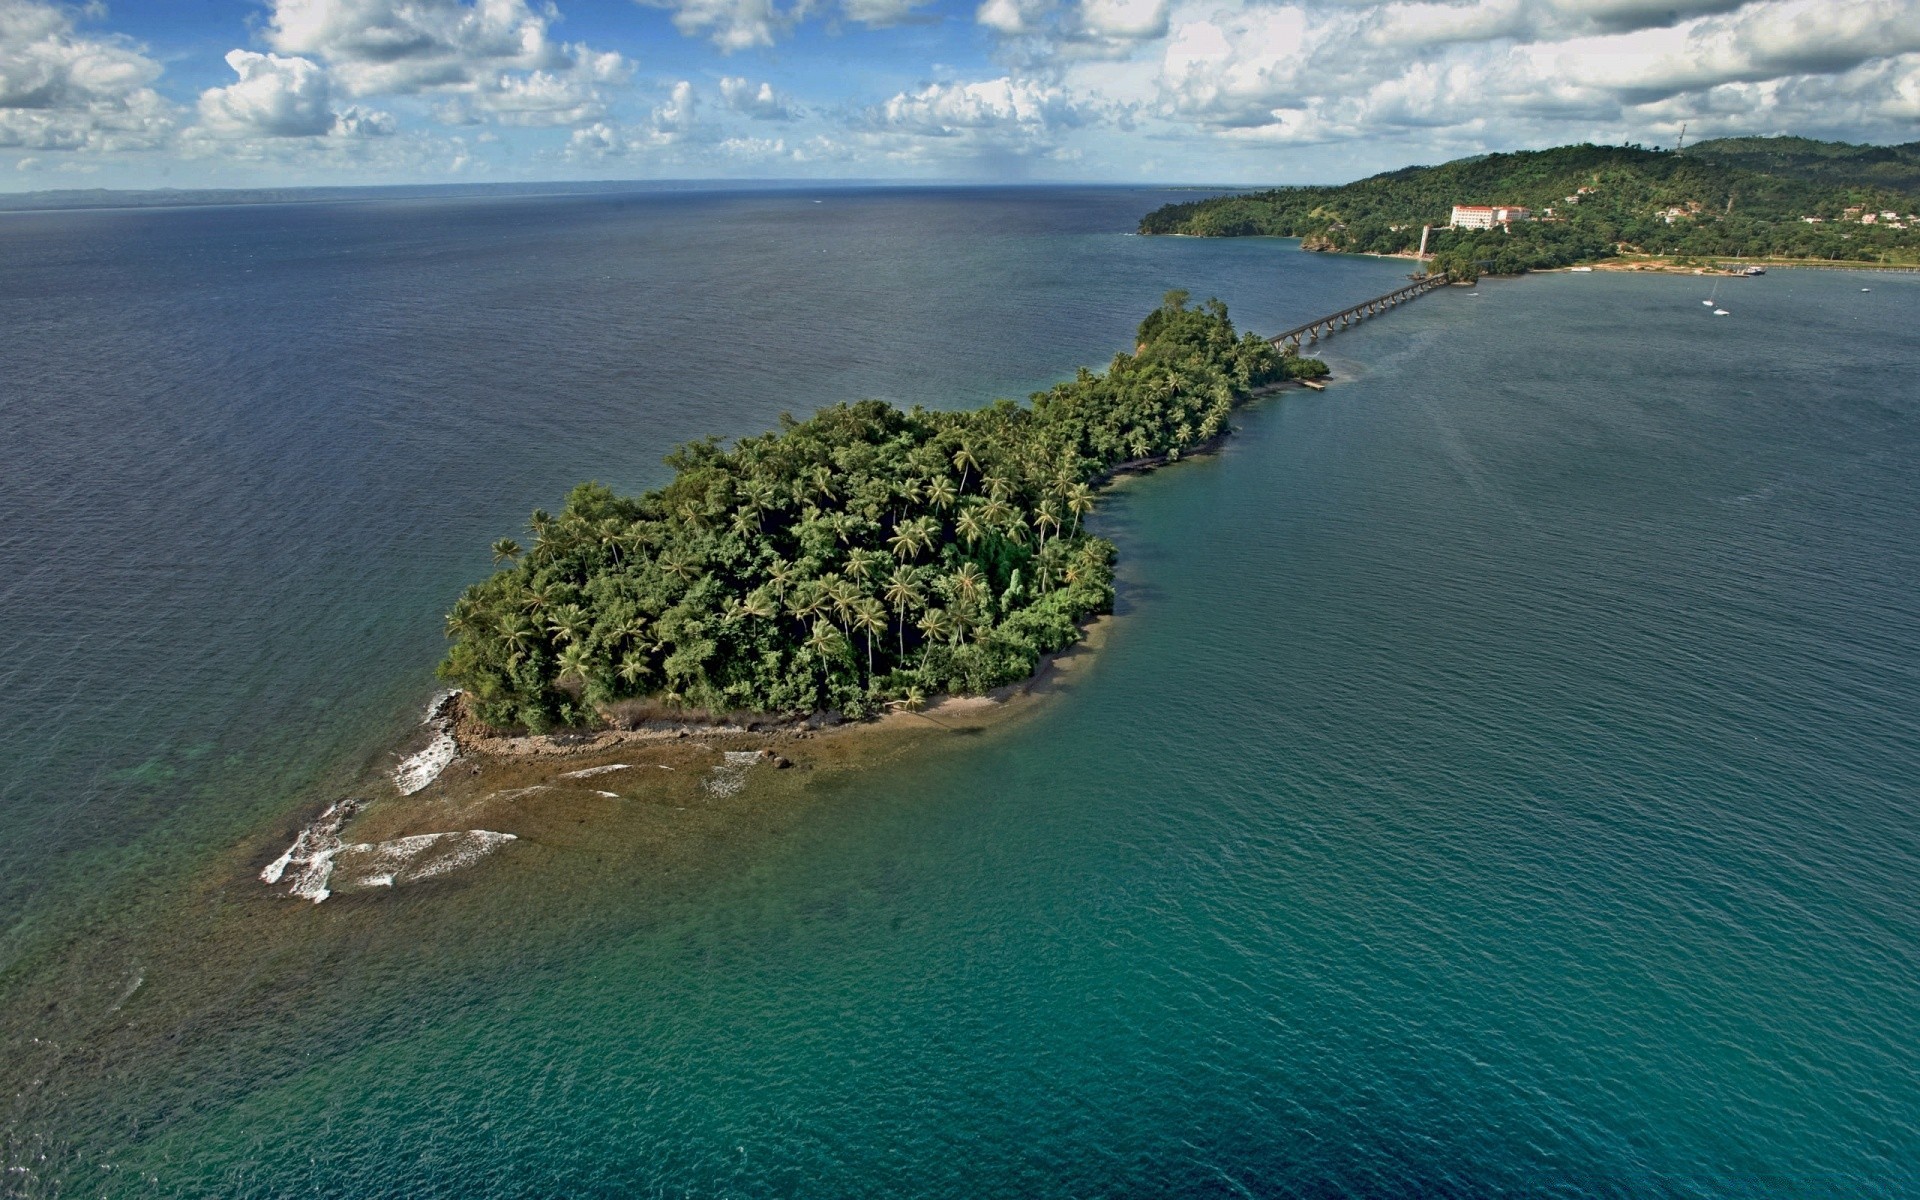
[393,690,461,795]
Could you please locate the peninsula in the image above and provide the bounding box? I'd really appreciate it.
[441,294,1328,731]
[1140,138,1920,279]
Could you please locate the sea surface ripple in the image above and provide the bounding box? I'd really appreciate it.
[1,189,1916,1197]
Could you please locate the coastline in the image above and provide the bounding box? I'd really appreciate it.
[258,615,1115,903]
[255,362,1335,904]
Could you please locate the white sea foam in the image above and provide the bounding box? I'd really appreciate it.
[261,794,513,902]
[703,750,763,798]
[261,798,365,903]
[560,763,632,778]
[394,732,458,795]
[327,830,517,894]
[393,689,463,795]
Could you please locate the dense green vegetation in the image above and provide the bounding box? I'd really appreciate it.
[441,294,1326,730]
[1687,136,1920,196]
[1140,139,1920,279]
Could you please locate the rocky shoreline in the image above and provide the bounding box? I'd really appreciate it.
[257,622,1107,905]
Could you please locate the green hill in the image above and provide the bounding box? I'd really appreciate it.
[1139,140,1920,279]
[1686,136,1920,195]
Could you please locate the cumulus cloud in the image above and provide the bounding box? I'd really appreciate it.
[266,0,562,93]
[1112,0,1920,154]
[864,76,1089,163]
[638,0,805,52]
[197,50,380,138]
[249,0,628,130]
[564,79,707,158]
[720,75,791,118]
[0,0,174,151]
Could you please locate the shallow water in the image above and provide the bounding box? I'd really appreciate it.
[2,192,1916,1196]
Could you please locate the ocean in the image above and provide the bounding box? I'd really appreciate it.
[1,188,1915,1197]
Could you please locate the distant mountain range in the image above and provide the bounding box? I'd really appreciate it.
[1138,137,1920,277]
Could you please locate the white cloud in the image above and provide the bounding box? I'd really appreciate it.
[251,0,628,130]
[1079,0,1170,41]
[874,76,1082,135]
[1112,0,1920,156]
[720,75,791,118]
[564,79,706,158]
[638,0,806,52]
[839,0,933,27]
[0,0,174,151]
[1517,0,1920,102]
[199,51,333,138]
[863,76,1089,164]
[653,78,699,137]
[266,0,565,94]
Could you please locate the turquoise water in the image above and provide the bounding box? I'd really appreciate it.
[3,193,1917,1196]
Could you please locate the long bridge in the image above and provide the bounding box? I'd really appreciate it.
[1268,272,1451,350]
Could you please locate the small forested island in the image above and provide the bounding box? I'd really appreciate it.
[441,294,1326,730]
[1140,137,1920,279]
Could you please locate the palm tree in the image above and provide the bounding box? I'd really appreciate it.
[952,562,986,606]
[597,517,627,563]
[845,548,879,585]
[851,598,887,678]
[613,613,649,651]
[806,618,845,674]
[917,515,941,554]
[740,588,777,621]
[955,505,986,548]
[788,583,827,630]
[491,538,522,565]
[827,579,860,633]
[887,522,920,561]
[1066,483,1095,534]
[1034,502,1061,549]
[767,558,795,604]
[883,567,924,658]
[916,607,953,647]
[951,443,978,494]
[556,641,593,686]
[660,552,696,583]
[617,653,650,690]
[498,615,538,665]
[924,476,957,512]
[547,604,591,646]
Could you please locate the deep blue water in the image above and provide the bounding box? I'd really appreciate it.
[2,189,1916,1197]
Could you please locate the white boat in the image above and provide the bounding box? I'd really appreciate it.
[1713,309,1730,316]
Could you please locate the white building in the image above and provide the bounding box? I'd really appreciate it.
[1450,205,1531,229]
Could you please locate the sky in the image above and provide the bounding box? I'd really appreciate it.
[2,0,1918,190]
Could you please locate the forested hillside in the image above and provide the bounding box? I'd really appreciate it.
[1140,140,1920,278]
[1686,137,1920,195]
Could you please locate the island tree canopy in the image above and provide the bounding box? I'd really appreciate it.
[442,294,1325,730]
